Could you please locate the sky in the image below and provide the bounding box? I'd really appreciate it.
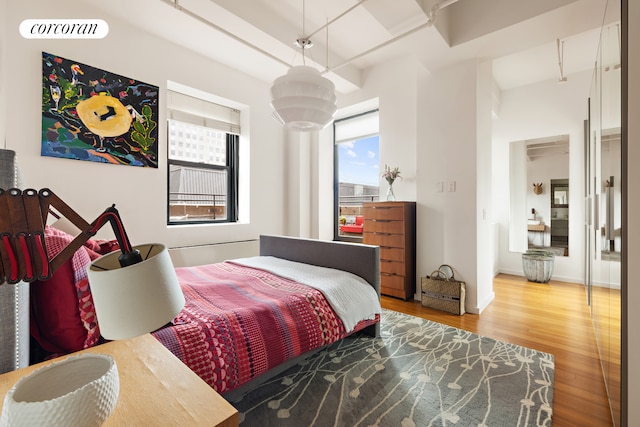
[337,135,380,186]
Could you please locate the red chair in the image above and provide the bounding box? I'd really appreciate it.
[339,215,363,234]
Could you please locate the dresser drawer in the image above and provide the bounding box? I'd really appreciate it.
[381,287,409,299]
[380,247,404,262]
[363,206,404,221]
[380,274,406,291]
[380,260,405,276]
[363,219,404,234]
[363,232,404,248]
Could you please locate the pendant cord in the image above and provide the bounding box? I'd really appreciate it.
[301,0,307,65]
[325,18,329,72]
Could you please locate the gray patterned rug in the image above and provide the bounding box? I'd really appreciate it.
[232,309,554,426]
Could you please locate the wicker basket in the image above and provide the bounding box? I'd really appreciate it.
[421,266,465,315]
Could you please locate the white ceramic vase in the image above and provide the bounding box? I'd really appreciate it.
[0,353,119,427]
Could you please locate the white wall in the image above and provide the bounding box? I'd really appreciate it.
[339,56,420,205]
[417,60,486,313]
[475,60,496,312]
[0,0,6,147]
[493,70,592,282]
[336,56,495,314]
[2,0,287,266]
[335,56,421,286]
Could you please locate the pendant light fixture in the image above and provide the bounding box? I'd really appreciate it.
[270,0,337,131]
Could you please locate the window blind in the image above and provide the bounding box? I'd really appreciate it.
[167,90,241,135]
[334,110,379,145]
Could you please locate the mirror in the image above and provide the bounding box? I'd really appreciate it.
[550,179,569,255]
[509,134,570,256]
[585,4,621,423]
[601,129,621,261]
[551,182,568,207]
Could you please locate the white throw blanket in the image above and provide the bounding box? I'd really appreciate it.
[230,256,381,333]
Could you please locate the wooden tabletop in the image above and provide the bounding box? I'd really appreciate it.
[0,334,238,427]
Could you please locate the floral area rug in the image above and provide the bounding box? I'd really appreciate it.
[231,309,554,426]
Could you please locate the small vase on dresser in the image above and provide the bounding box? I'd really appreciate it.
[386,182,396,201]
[381,165,401,202]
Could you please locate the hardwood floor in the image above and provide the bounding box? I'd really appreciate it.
[381,273,613,427]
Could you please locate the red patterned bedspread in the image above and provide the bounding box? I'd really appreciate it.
[152,261,378,394]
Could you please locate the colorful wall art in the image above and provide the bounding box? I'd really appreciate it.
[41,52,159,168]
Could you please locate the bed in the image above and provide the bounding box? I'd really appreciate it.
[152,235,381,398]
[1,233,381,399]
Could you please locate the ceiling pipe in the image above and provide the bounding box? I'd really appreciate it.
[162,0,461,80]
[162,0,291,68]
[436,0,462,10]
[305,0,369,41]
[329,22,432,72]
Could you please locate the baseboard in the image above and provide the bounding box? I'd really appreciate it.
[413,289,496,315]
[497,269,584,285]
[476,291,495,314]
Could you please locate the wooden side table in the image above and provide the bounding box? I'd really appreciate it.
[0,334,238,427]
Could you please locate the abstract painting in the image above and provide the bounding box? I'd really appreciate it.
[41,51,159,168]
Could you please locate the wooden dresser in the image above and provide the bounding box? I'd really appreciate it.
[362,201,416,300]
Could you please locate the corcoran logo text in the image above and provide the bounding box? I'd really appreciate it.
[20,19,109,39]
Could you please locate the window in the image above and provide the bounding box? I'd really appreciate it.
[334,110,380,241]
[167,89,240,224]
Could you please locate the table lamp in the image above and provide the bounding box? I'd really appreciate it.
[0,187,185,426]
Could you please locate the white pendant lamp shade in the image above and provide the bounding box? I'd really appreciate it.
[270,65,337,131]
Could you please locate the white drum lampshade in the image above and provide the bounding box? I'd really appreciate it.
[87,243,185,340]
[0,354,119,427]
[270,65,337,131]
